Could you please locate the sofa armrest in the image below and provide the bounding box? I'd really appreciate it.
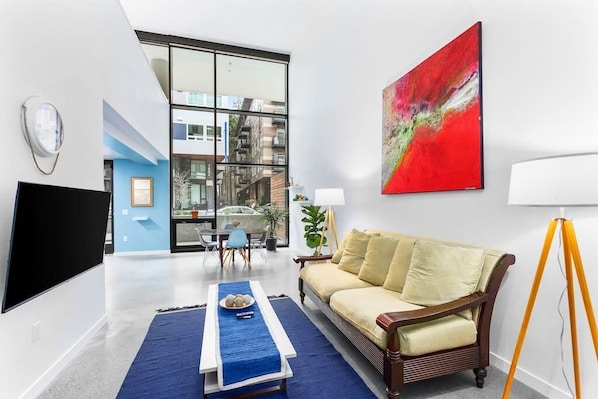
[293,254,333,269]
[376,291,488,334]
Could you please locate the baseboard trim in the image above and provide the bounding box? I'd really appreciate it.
[20,315,108,399]
[490,352,572,399]
[112,249,171,256]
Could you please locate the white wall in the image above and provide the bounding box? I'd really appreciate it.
[120,1,597,397]
[0,1,167,397]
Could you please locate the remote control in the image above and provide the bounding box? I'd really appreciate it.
[236,311,254,317]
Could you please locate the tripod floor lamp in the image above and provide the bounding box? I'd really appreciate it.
[504,153,598,399]
[313,188,345,255]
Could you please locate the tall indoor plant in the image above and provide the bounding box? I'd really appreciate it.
[300,204,327,255]
[258,203,288,251]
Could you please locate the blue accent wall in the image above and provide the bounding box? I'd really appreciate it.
[113,159,170,252]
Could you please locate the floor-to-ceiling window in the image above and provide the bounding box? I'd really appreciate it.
[138,32,290,252]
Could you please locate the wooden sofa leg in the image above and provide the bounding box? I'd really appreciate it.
[384,345,404,399]
[298,278,305,304]
[473,367,487,388]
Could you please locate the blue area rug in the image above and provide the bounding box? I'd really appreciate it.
[117,297,376,398]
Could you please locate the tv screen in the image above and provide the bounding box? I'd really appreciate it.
[2,181,111,313]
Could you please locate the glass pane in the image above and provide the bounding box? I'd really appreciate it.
[172,108,227,160]
[217,54,286,113]
[215,164,287,245]
[141,43,170,100]
[171,47,214,106]
[174,220,213,247]
[172,155,216,219]
[223,113,286,165]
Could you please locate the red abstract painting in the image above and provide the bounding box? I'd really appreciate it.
[382,22,483,194]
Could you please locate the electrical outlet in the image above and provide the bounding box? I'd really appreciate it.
[32,321,41,343]
[122,209,128,215]
[123,235,128,242]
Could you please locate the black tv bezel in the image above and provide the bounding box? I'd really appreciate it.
[1,181,111,313]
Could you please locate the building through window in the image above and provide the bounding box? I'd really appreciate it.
[138,32,290,251]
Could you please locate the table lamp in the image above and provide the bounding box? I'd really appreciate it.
[313,188,345,255]
[504,152,598,398]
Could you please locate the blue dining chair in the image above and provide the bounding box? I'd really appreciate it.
[223,228,250,270]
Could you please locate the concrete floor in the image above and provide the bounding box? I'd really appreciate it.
[37,248,545,399]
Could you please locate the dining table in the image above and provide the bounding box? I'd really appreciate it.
[199,228,266,267]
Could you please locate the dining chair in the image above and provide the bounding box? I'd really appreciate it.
[194,228,219,266]
[250,230,268,262]
[221,223,237,249]
[223,228,250,270]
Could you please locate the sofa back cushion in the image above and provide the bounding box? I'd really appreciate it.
[357,236,400,285]
[337,230,377,274]
[364,229,508,322]
[400,240,486,319]
[382,238,416,293]
[331,229,353,264]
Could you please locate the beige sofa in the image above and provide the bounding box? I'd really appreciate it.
[294,228,515,399]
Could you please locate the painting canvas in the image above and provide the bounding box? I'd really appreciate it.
[382,22,483,194]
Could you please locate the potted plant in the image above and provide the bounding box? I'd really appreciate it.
[257,203,288,251]
[301,204,327,255]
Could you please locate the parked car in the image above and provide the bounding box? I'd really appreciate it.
[216,206,261,215]
[205,206,266,230]
[203,206,261,216]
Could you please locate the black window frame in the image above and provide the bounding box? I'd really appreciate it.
[136,31,290,253]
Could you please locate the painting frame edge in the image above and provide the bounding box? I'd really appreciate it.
[381,21,484,195]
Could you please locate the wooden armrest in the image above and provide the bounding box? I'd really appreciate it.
[376,291,488,334]
[293,254,333,268]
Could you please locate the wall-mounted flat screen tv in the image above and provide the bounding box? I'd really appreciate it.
[2,181,111,313]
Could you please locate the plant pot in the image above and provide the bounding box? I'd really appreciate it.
[191,210,199,219]
[265,237,278,251]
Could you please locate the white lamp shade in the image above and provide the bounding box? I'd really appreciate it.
[313,188,345,206]
[508,152,598,207]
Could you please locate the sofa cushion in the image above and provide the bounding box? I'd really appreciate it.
[400,240,486,319]
[382,238,416,293]
[300,262,373,303]
[331,229,353,264]
[329,287,477,355]
[337,230,377,274]
[358,236,400,285]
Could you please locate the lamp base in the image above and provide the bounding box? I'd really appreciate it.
[502,218,598,399]
[317,207,339,255]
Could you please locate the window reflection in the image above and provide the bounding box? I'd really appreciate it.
[141,43,169,99]
[216,54,286,113]
[171,47,214,106]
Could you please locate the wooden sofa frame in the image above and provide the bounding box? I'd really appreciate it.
[294,253,516,399]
